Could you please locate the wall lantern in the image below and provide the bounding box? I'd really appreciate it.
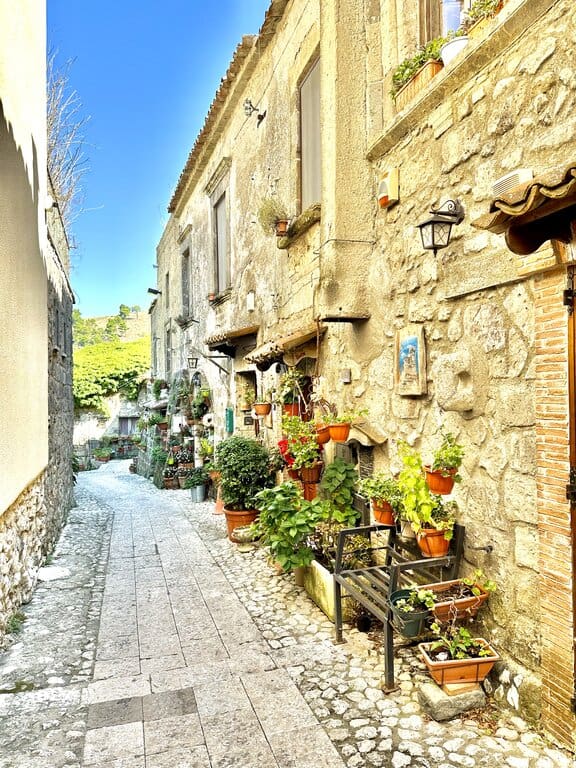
[147,287,162,295]
[416,199,465,255]
[187,356,199,369]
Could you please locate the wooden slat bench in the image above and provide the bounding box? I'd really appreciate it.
[333,522,465,690]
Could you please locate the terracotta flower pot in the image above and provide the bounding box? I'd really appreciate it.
[315,426,331,445]
[223,507,259,542]
[372,499,395,525]
[299,462,323,484]
[282,403,300,417]
[287,468,300,481]
[421,579,491,622]
[419,639,499,686]
[424,466,456,495]
[417,527,450,558]
[253,402,272,416]
[275,219,289,237]
[328,423,351,443]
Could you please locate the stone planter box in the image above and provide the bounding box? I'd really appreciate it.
[303,559,354,623]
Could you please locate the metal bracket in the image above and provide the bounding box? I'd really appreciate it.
[564,270,575,314]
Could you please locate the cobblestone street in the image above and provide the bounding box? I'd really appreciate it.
[0,461,574,768]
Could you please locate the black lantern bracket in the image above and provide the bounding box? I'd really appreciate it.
[416,199,465,256]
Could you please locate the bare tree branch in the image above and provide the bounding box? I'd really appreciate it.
[47,49,90,236]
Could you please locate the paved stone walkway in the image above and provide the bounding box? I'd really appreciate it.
[0,460,574,768]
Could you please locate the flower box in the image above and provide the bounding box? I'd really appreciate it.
[394,60,443,112]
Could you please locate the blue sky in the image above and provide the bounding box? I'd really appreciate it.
[48,1,270,318]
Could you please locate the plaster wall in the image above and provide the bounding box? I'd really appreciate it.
[0,1,48,515]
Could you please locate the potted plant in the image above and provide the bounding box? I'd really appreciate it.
[439,29,469,66]
[357,473,404,525]
[281,414,324,491]
[391,36,445,111]
[257,196,290,237]
[419,570,496,622]
[419,621,500,686]
[185,466,209,503]
[152,379,168,400]
[162,465,178,489]
[302,459,363,620]
[397,442,456,557]
[389,587,436,638]
[215,436,275,540]
[176,465,191,489]
[199,438,214,463]
[424,429,464,495]
[237,384,256,412]
[327,409,368,443]
[253,389,273,416]
[93,447,112,463]
[462,0,504,38]
[279,368,306,416]
[254,482,323,583]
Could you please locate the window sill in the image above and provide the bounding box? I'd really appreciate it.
[367,0,552,161]
[277,203,321,249]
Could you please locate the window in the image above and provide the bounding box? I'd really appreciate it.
[165,271,170,309]
[181,249,191,317]
[420,0,468,41]
[119,417,138,436]
[299,58,321,210]
[214,192,229,294]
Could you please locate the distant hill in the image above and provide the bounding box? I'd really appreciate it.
[91,311,150,343]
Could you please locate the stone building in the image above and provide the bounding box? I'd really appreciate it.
[0,1,74,633]
[152,0,576,748]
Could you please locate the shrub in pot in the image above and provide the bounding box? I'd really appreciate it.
[419,621,499,686]
[215,436,275,540]
[184,466,209,502]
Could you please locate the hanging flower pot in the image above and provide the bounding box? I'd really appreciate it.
[254,402,272,416]
[328,423,351,442]
[372,499,395,525]
[299,462,324,484]
[424,467,456,495]
[283,403,300,417]
[302,483,318,501]
[417,527,450,558]
[315,425,331,445]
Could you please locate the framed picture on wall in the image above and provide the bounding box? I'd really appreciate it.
[395,324,426,396]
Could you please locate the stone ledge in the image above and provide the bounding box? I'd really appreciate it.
[418,681,487,721]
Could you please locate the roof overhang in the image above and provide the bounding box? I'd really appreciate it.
[245,323,326,370]
[471,163,576,255]
[204,325,260,358]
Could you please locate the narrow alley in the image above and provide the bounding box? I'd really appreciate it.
[0,462,573,768]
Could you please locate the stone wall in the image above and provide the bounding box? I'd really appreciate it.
[348,0,576,745]
[0,475,47,633]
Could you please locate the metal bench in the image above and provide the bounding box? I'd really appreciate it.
[333,522,465,690]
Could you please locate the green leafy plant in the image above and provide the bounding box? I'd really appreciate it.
[152,379,167,400]
[428,621,493,660]
[329,408,368,425]
[319,458,358,522]
[357,474,404,515]
[279,368,306,405]
[465,0,502,23]
[93,447,111,460]
[393,588,437,614]
[391,36,446,96]
[147,412,165,426]
[280,415,323,470]
[215,436,275,510]
[257,196,289,234]
[199,438,214,460]
[397,442,456,539]
[191,392,209,420]
[462,569,497,595]
[151,446,168,466]
[184,466,209,488]
[5,610,26,635]
[254,482,323,571]
[430,429,465,478]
